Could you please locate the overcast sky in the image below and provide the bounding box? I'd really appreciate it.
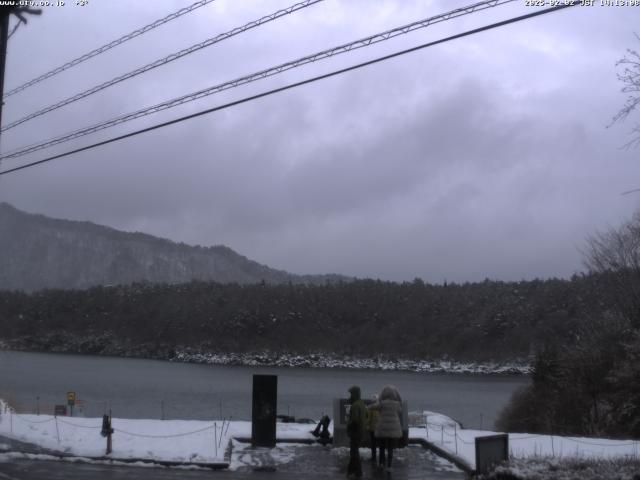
[0,0,639,282]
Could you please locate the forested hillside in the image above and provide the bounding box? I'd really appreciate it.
[0,203,346,291]
[0,275,611,363]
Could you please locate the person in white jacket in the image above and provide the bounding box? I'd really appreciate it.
[369,385,402,470]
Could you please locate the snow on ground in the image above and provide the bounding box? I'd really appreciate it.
[2,399,638,471]
[412,410,640,471]
[0,399,316,464]
[492,456,640,480]
[228,440,297,471]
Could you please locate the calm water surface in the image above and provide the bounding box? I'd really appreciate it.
[0,350,528,429]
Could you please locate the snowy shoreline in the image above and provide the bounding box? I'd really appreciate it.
[171,350,531,375]
[0,341,531,375]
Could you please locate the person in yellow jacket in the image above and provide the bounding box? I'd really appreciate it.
[366,394,380,462]
[346,385,366,478]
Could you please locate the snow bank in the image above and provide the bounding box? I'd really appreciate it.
[0,398,316,464]
[493,456,640,480]
[411,410,640,471]
[228,439,297,471]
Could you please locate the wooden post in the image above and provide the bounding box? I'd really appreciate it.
[214,422,217,459]
[0,10,9,135]
[454,423,458,454]
[425,414,429,439]
[106,410,112,455]
[218,419,225,449]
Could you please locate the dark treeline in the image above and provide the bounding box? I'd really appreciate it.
[0,274,613,362]
[497,213,640,438]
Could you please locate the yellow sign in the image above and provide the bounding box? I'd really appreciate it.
[67,391,76,405]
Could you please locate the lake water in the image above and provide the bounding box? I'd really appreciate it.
[0,350,528,429]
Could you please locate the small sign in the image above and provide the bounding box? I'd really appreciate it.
[475,434,509,475]
[67,391,76,406]
[54,405,67,416]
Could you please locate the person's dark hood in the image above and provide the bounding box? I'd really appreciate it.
[348,385,361,401]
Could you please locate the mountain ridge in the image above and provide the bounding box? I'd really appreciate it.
[0,202,348,291]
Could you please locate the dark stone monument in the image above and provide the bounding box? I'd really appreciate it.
[251,374,277,447]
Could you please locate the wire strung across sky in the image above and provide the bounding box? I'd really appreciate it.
[0,4,577,177]
[0,0,325,134]
[0,0,516,161]
[3,0,218,99]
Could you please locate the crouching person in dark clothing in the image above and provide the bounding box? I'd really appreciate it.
[346,385,367,478]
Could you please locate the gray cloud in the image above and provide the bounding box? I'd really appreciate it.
[1,0,639,282]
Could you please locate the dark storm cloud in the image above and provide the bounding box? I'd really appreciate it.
[0,0,639,281]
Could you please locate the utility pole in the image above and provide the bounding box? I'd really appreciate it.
[0,8,11,138]
[0,6,42,146]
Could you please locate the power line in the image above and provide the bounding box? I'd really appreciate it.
[0,0,516,160]
[0,0,325,133]
[3,0,218,99]
[0,3,578,177]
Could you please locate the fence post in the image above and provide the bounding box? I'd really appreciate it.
[551,435,555,458]
[54,415,60,443]
[440,425,444,445]
[425,414,429,439]
[218,419,225,450]
[213,422,222,460]
[106,410,113,455]
[454,423,458,454]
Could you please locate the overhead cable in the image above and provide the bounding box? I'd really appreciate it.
[1,0,325,133]
[0,4,578,177]
[3,0,218,99]
[0,0,515,159]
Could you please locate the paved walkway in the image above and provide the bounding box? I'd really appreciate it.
[0,435,466,479]
[232,443,465,478]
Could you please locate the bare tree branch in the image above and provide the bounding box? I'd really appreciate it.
[610,34,640,148]
[584,212,640,327]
